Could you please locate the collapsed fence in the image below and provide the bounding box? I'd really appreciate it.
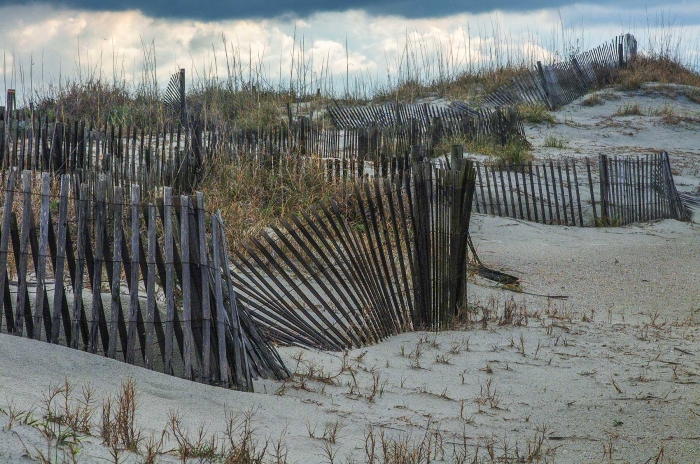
[231,160,477,350]
[484,34,638,109]
[0,170,288,391]
[468,152,688,226]
[324,34,638,120]
[327,100,481,128]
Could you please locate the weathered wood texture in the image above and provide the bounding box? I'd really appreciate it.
[0,35,638,198]
[483,34,638,109]
[0,105,524,194]
[232,160,477,350]
[470,152,689,226]
[0,171,288,390]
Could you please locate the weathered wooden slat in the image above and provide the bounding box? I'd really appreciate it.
[586,158,598,225]
[107,186,128,359]
[0,169,16,332]
[557,163,568,225]
[571,159,584,226]
[537,164,549,222]
[180,195,194,380]
[33,173,51,341]
[549,162,561,224]
[528,162,539,223]
[490,165,501,217]
[217,212,252,389]
[50,175,70,344]
[71,183,89,349]
[10,211,33,335]
[211,216,230,384]
[90,177,109,354]
[144,203,158,370]
[163,187,176,375]
[126,185,141,365]
[196,192,212,381]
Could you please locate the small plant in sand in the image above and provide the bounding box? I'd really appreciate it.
[100,377,141,453]
[475,378,501,412]
[543,133,567,148]
[364,420,446,463]
[581,93,605,106]
[614,103,643,116]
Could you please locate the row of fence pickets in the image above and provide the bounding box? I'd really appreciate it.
[0,151,689,391]
[0,170,288,391]
[0,107,526,193]
[0,118,688,225]
[231,161,476,351]
[328,34,638,127]
[327,100,480,128]
[0,162,479,386]
[468,152,688,226]
[484,34,636,109]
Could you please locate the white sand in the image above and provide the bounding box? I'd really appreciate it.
[2,87,700,463]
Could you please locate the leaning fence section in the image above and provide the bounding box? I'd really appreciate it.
[231,161,476,350]
[471,152,689,226]
[484,34,637,109]
[0,170,288,390]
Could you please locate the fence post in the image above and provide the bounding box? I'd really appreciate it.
[618,43,625,68]
[599,155,610,226]
[450,145,462,170]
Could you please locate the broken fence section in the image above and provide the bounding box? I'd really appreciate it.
[484,34,638,109]
[231,161,476,350]
[471,152,689,226]
[0,171,288,391]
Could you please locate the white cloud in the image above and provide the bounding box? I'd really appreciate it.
[0,3,698,104]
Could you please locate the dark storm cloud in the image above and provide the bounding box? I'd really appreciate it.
[0,0,673,20]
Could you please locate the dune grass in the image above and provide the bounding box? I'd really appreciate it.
[3,24,699,253]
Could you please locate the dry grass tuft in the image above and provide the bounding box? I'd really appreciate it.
[100,377,141,452]
[198,152,350,251]
[518,104,555,124]
[611,56,700,91]
[581,94,605,106]
[436,134,532,169]
[614,103,644,116]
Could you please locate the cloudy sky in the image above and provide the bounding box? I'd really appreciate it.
[0,0,699,103]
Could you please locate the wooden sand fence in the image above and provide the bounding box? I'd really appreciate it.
[483,34,638,109]
[0,170,288,391]
[230,160,477,350]
[468,152,689,227]
[0,105,525,192]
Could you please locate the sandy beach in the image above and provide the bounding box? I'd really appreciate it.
[2,87,700,463]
